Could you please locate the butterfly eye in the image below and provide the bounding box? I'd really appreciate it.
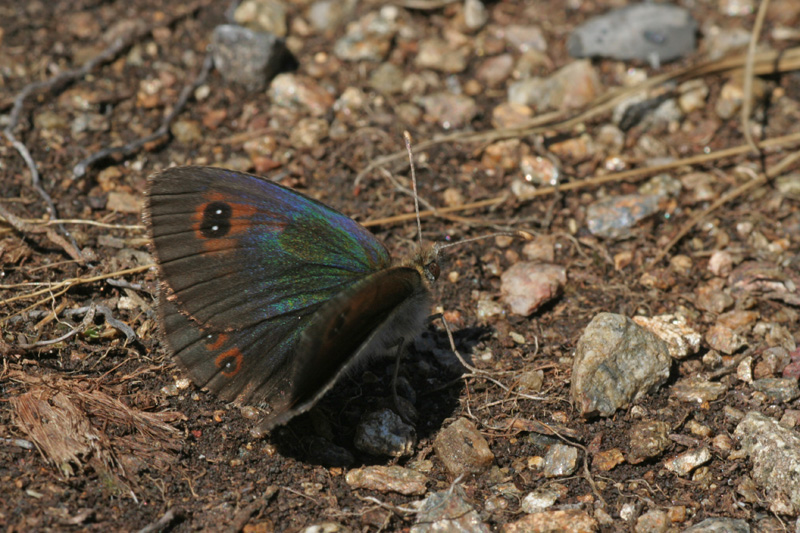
[424,261,440,282]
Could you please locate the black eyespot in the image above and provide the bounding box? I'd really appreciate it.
[425,261,440,282]
[201,201,232,238]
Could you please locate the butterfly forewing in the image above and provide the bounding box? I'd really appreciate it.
[146,166,395,406]
[146,167,392,332]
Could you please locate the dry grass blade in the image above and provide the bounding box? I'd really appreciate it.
[0,264,152,311]
[0,203,83,262]
[741,0,771,154]
[363,132,800,227]
[651,148,800,266]
[354,45,800,190]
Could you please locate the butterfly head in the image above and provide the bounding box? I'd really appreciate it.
[408,245,441,285]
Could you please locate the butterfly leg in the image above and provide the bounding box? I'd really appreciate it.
[390,339,418,424]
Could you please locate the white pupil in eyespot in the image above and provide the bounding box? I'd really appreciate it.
[212,225,219,232]
[215,209,222,215]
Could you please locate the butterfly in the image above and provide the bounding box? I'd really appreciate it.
[145,166,442,432]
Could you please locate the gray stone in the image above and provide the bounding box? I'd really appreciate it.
[682,517,750,532]
[354,408,416,457]
[752,378,800,403]
[568,3,697,66]
[411,485,489,533]
[586,194,662,240]
[571,313,672,416]
[735,411,800,514]
[211,24,286,91]
[542,444,579,477]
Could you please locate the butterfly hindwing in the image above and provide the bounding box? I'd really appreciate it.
[159,295,302,404]
[259,266,431,430]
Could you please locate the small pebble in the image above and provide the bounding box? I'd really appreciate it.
[627,420,671,464]
[705,324,745,355]
[502,24,548,53]
[354,408,416,457]
[368,63,404,94]
[517,370,544,393]
[419,92,477,129]
[413,486,490,533]
[632,314,701,359]
[542,444,579,477]
[752,378,800,403]
[476,54,514,87]
[433,418,494,477]
[269,73,334,116]
[664,447,711,477]
[585,194,661,239]
[636,510,669,533]
[491,102,533,129]
[500,262,566,317]
[683,518,750,533]
[592,448,625,471]
[415,38,469,73]
[233,0,287,36]
[694,287,734,314]
[170,119,202,144]
[289,117,329,149]
[508,60,603,111]
[307,0,355,32]
[463,0,488,31]
[521,235,555,262]
[678,80,710,113]
[211,24,287,91]
[333,8,398,62]
[520,488,559,513]
[502,510,598,533]
[345,465,428,495]
[670,376,728,403]
[106,192,142,214]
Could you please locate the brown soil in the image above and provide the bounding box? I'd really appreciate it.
[2,1,800,532]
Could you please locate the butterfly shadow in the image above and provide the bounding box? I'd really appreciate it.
[267,324,492,467]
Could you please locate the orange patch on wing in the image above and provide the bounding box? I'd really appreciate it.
[215,347,244,377]
[205,333,229,351]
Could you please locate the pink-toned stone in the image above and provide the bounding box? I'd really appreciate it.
[501,262,566,316]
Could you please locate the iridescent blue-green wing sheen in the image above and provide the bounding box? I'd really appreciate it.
[146,166,392,403]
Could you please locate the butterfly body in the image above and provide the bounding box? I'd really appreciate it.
[145,166,438,430]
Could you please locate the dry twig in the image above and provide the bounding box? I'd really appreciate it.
[0,203,83,262]
[651,148,800,265]
[741,0,771,154]
[73,53,215,177]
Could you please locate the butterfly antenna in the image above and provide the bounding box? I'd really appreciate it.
[404,131,424,250]
[435,230,534,253]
